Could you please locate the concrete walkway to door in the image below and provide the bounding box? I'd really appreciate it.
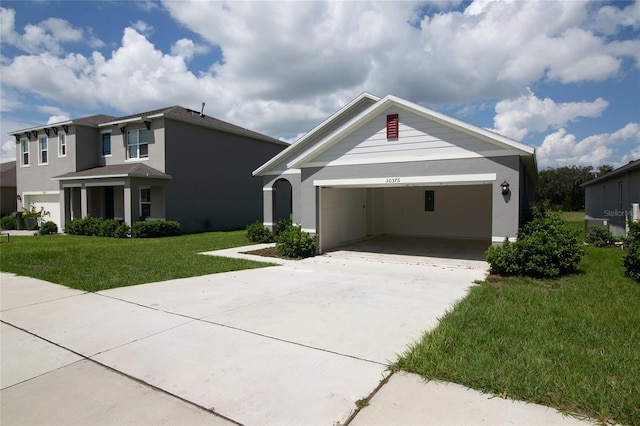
[1,244,590,425]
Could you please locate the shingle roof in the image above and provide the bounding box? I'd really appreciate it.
[53,163,171,180]
[581,159,640,187]
[0,161,17,187]
[73,114,117,126]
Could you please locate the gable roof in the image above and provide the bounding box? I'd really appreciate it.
[9,114,117,136]
[253,93,380,176]
[581,159,640,187]
[254,94,536,176]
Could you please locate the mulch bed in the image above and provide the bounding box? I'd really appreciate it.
[242,246,300,260]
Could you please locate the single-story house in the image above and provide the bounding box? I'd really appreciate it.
[253,93,537,253]
[0,161,17,217]
[582,159,640,236]
[10,106,287,233]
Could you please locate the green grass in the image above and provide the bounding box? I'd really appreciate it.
[396,213,640,425]
[0,231,274,292]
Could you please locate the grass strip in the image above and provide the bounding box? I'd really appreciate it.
[396,245,640,425]
[0,231,274,292]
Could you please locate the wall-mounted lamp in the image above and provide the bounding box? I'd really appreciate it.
[500,180,510,195]
[16,194,22,201]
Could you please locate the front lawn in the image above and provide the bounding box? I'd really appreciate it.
[0,231,273,292]
[396,215,640,425]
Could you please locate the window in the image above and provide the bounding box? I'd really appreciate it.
[127,129,149,159]
[21,140,29,166]
[387,114,399,139]
[39,137,48,165]
[140,187,151,219]
[102,133,111,156]
[58,133,67,157]
[425,190,435,212]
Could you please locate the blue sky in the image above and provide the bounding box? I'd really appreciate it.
[1,0,639,169]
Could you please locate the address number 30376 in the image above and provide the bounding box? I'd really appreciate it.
[386,177,401,184]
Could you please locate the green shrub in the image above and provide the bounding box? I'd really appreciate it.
[275,218,292,236]
[99,219,120,237]
[1,214,16,230]
[65,216,102,236]
[246,221,274,243]
[39,221,58,235]
[586,226,617,247]
[276,224,317,258]
[486,203,585,278]
[131,220,181,238]
[114,223,130,238]
[623,221,640,282]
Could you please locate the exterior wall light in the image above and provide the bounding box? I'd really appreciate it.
[500,180,510,195]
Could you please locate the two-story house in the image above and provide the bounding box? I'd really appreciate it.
[10,106,287,233]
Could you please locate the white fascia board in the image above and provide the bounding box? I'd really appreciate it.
[23,190,60,195]
[261,168,302,177]
[10,121,74,135]
[253,92,380,176]
[52,174,171,181]
[99,116,144,127]
[314,173,497,188]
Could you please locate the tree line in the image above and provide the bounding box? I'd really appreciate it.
[536,165,613,211]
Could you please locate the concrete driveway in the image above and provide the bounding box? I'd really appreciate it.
[2,245,586,425]
[1,245,484,425]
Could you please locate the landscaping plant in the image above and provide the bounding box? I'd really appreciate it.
[131,220,180,238]
[585,225,617,247]
[486,203,584,278]
[39,221,58,235]
[1,214,16,230]
[246,220,274,243]
[623,221,640,282]
[276,224,317,258]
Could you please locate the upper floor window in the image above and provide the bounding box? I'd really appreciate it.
[39,137,48,165]
[127,129,148,159]
[102,132,111,156]
[58,133,67,157]
[21,140,29,166]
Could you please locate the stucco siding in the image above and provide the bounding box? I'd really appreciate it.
[165,119,285,233]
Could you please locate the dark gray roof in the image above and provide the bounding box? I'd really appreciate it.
[0,161,17,187]
[53,163,171,180]
[73,114,117,125]
[582,159,640,187]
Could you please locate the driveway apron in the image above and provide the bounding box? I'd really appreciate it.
[1,252,486,425]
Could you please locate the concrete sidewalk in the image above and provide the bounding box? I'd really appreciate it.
[1,245,592,425]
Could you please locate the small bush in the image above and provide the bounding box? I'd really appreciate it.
[246,221,274,243]
[623,221,640,282]
[114,223,130,238]
[65,216,102,236]
[486,203,585,278]
[276,224,317,259]
[1,214,16,230]
[39,221,58,235]
[99,219,120,237]
[586,226,617,247]
[275,218,292,236]
[131,220,181,238]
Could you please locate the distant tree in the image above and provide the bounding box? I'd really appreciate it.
[536,165,601,211]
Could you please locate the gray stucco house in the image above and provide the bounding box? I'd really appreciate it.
[254,93,537,253]
[10,106,287,233]
[582,159,640,237]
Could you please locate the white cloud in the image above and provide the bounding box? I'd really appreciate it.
[170,38,209,61]
[46,115,70,124]
[1,139,16,163]
[130,20,153,36]
[538,123,640,169]
[493,89,609,140]
[0,7,104,55]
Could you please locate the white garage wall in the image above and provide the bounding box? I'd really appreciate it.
[319,188,366,250]
[382,185,491,240]
[24,192,61,231]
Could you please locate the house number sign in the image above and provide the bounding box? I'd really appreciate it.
[386,177,401,184]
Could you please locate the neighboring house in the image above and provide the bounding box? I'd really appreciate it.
[582,159,640,237]
[10,106,287,233]
[254,93,537,253]
[0,161,17,217]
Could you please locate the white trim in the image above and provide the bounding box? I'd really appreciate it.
[314,173,497,188]
[263,222,274,227]
[23,190,60,196]
[99,116,144,127]
[492,236,517,243]
[53,173,171,181]
[302,228,316,234]
[263,187,274,192]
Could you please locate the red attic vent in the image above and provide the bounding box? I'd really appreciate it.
[386,114,399,139]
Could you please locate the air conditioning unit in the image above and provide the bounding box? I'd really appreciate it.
[585,218,609,234]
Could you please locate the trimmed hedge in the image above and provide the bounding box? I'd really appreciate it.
[39,221,58,235]
[131,220,181,238]
[623,221,640,282]
[246,221,274,243]
[276,224,318,259]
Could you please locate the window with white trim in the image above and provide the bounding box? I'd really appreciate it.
[58,133,67,157]
[140,187,151,219]
[21,140,29,166]
[39,136,48,165]
[102,132,111,156]
[127,129,149,159]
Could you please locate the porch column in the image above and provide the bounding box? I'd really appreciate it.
[80,185,88,218]
[59,187,67,228]
[263,186,274,232]
[123,181,132,226]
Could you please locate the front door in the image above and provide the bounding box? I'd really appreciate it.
[105,187,114,220]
